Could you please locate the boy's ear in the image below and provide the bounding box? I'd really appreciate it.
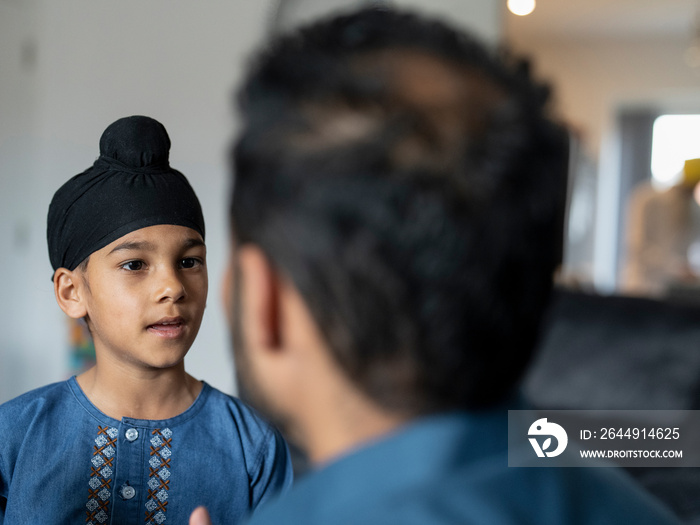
[237,245,282,351]
[53,268,88,319]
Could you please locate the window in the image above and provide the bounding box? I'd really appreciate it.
[651,115,700,188]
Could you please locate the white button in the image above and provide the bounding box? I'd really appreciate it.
[125,428,139,441]
[121,485,136,500]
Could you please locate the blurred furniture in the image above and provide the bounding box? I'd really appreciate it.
[525,288,700,522]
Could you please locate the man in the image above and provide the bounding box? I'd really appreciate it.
[193,7,679,524]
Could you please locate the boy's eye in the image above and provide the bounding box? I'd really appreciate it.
[180,257,201,269]
[121,260,144,271]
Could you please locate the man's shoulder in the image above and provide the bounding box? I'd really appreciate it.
[249,460,680,525]
[246,411,680,525]
[435,458,679,524]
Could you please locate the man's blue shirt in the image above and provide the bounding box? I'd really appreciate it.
[246,409,679,524]
[0,377,292,524]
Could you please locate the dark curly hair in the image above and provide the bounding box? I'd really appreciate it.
[231,7,569,413]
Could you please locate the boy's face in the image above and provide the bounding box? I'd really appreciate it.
[76,224,207,371]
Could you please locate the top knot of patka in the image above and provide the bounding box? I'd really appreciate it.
[98,115,171,168]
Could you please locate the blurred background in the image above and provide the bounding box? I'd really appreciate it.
[1,0,699,403]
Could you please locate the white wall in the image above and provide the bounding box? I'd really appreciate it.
[397,0,501,42]
[0,0,275,402]
[509,36,700,158]
[0,1,501,403]
[274,0,501,43]
[1,0,50,402]
[508,35,700,291]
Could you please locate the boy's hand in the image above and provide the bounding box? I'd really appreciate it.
[189,506,213,525]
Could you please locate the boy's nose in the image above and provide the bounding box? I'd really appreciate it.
[156,268,187,303]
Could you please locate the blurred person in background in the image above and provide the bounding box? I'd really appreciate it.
[624,158,700,297]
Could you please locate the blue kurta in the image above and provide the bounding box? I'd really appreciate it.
[0,377,292,524]
[245,409,679,525]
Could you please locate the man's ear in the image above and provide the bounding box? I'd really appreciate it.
[237,245,282,350]
[53,268,88,319]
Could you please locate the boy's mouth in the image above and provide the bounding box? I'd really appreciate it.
[147,317,186,338]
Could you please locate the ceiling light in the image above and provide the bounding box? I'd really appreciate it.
[507,0,536,17]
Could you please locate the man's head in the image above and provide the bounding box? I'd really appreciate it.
[228,8,568,420]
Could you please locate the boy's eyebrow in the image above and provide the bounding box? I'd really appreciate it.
[108,240,156,255]
[107,237,204,256]
[183,238,206,250]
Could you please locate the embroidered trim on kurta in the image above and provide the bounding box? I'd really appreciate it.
[86,426,118,524]
[145,428,173,524]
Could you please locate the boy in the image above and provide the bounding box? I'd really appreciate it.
[0,115,292,524]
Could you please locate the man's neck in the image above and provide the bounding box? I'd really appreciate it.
[299,384,410,466]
